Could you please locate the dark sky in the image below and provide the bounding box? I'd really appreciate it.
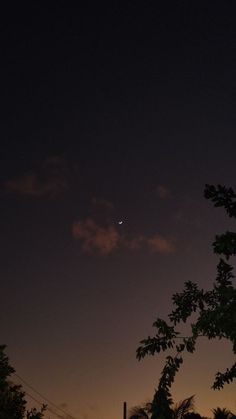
[1,2,236,418]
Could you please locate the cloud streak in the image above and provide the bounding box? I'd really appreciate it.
[147,234,175,253]
[72,218,175,256]
[156,184,171,199]
[72,218,120,255]
[4,156,68,197]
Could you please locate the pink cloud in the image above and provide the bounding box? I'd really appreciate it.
[72,218,121,255]
[91,197,114,211]
[125,235,145,250]
[156,185,171,199]
[5,173,67,196]
[4,156,68,196]
[147,234,175,253]
[72,218,176,256]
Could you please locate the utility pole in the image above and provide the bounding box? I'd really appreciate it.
[123,402,127,419]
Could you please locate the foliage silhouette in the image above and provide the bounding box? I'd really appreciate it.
[137,184,236,398]
[184,413,202,419]
[212,407,234,419]
[172,395,195,419]
[129,395,197,419]
[129,404,150,419]
[0,345,46,419]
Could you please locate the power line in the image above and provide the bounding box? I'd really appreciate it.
[24,390,65,419]
[14,372,77,419]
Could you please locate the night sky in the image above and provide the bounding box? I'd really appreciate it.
[1,2,236,418]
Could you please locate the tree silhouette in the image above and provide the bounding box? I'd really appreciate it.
[150,387,173,419]
[172,395,195,419]
[129,405,150,419]
[0,345,46,419]
[184,413,202,419]
[129,395,197,419]
[212,407,234,419]
[136,185,236,397]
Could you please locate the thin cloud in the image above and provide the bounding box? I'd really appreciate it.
[4,156,68,196]
[147,234,175,253]
[125,235,145,250]
[91,197,114,211]
[156,184,171,199]
[72,218,121,255]
[73,218,175,256]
